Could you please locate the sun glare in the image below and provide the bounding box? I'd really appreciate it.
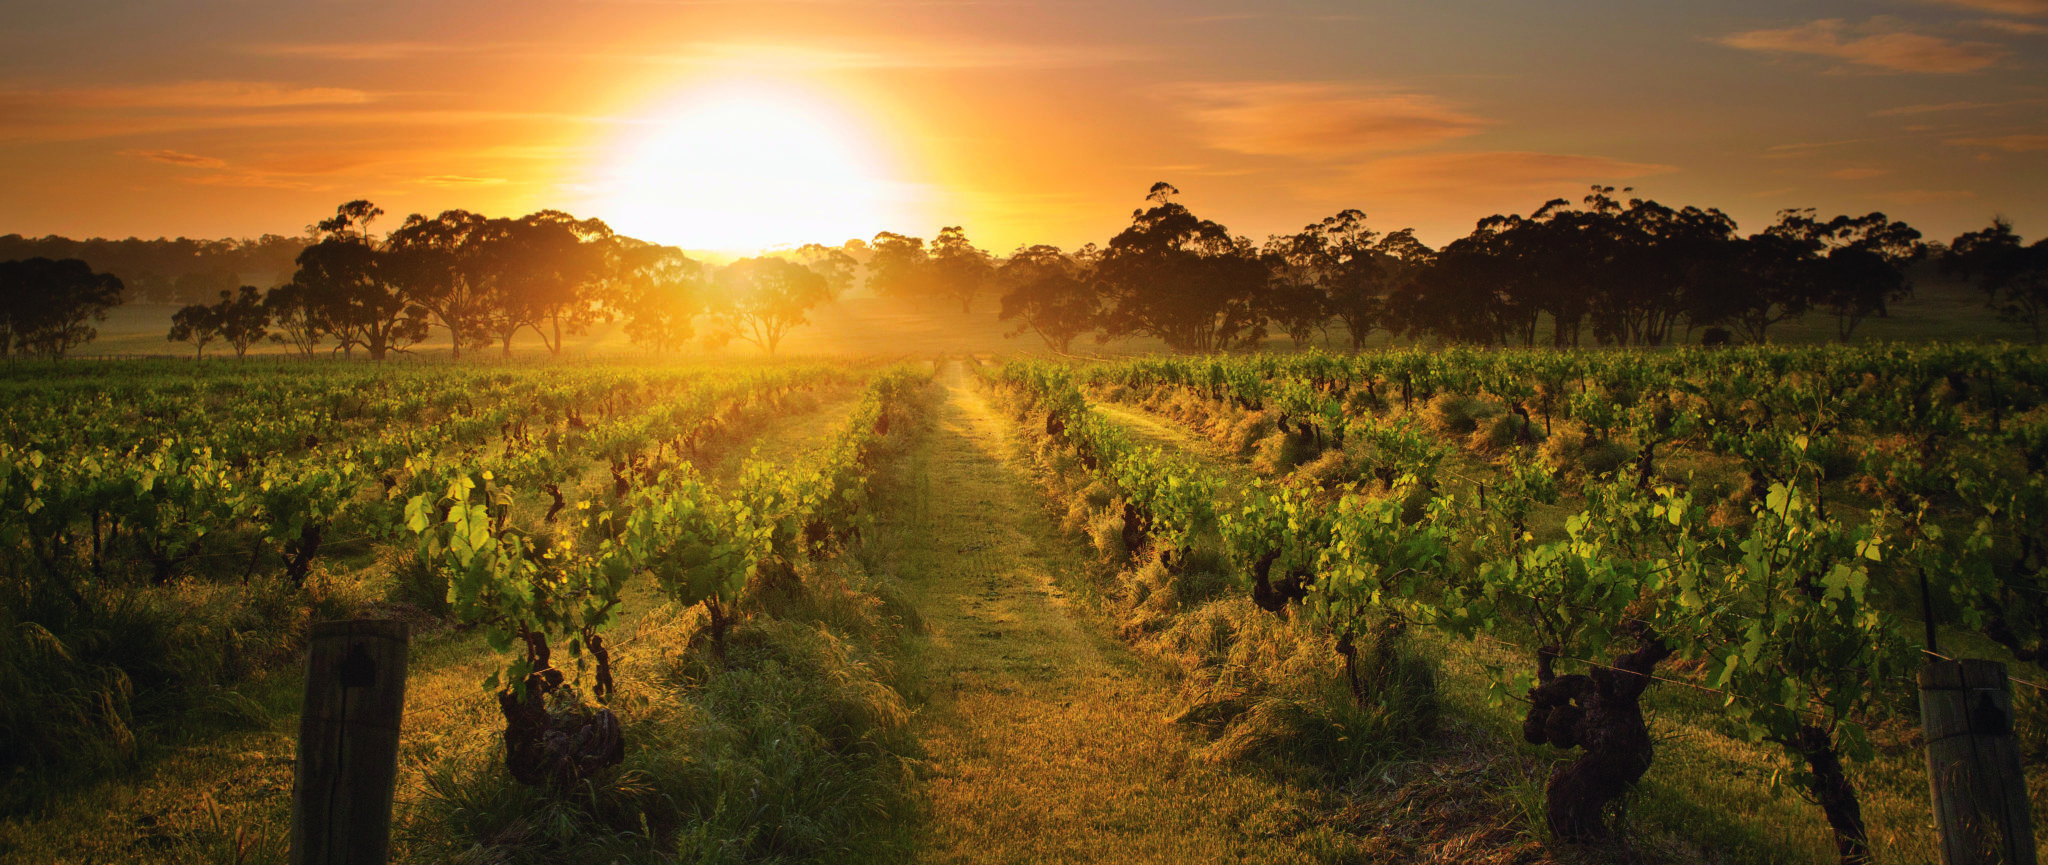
[587,83,909,253]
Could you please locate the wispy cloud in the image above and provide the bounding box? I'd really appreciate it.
[1946,133,2048,150]
[182,173,335,191]
[418,175,508,186]
[1348,151,1675,196]
[1719,19,2005,73]
[1762,139,1869,158]
[1880,189,1979,204]
[0,107,604,143]
[1168,82,1486,159]
[1923,0,2048,16]
[1827,167,1891,179]
[634,40,1150,70]
[1871,98,2046,115]
[1979,18,2048,33]
[243,42,493,61]
[8,81,377,110]
[120,149,226,168]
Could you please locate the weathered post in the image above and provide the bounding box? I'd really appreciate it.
[1921,658,2036,865]
[291,619,409,865]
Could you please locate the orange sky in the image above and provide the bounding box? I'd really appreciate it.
[1,0,2044,253]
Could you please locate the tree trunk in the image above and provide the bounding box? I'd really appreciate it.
[1784,724,1871,865]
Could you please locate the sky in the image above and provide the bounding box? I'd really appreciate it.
[0,0,2044,254]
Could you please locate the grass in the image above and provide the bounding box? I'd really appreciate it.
[884,362,1416,863]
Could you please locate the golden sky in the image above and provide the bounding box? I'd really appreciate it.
[1,0,2044,252]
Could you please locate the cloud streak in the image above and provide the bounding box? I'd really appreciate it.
[1924,0,2048,16]
[1979,18,2048,34]
[1947,133,2048,151]
[243,42,502,61]
[1169,82,1486,159]
[637,40,1151,70]
[120,149,227,168]
[1719,19,2005,73]
[5,81,377,110]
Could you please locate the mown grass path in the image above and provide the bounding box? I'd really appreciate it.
[893,363,1333,865]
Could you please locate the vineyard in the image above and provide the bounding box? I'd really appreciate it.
[979,343,2048,864]
[0,344,2044,863]
[0,357,937,861]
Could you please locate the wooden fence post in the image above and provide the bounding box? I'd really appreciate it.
[1921,658,2037,865]
[291,619,409,865]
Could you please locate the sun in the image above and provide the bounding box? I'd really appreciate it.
[586,82,910,253]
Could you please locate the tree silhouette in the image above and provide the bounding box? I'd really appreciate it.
[0,257,124,358]
[613,239,704,353]
[1259,231,1328,348]
[929,225,995,313]
[386,209,499,359]
[997,244,1097,353]
[867,232,931,301]
[1713,210,1833,345]
[1809,212,1924,342]
[1095,183,1268,352]
[1287,209,1433,350]
[789,243,859,298]
[262,280,326,357]
[0,233,304,304]
[492,210,612,356]
[315,200,384,244]
[216,285,270,358]
[1944,218,2048,344]
[1391,217,1528,345]
[167,301,221,359]
[704,256,830,355]
[289,201,427,360]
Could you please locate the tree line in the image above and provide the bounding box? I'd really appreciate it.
[159,201,841,359]
[985,182,2046,352]
[0,233,304,304]
[3,183,2045,359]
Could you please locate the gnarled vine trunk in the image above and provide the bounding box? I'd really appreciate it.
[497,628,624,787]
[1522,636,1671,841]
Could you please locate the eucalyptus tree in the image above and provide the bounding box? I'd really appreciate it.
[1944,218,2048,344]
[866,231,931,301]
[997,244,1097,353]
[1094,182,1269,353]
[290,200,427,360]
[0,256,125,358]
[705,256,830,354]
[262,280,327,357]
[385,209,498,358]
[613,239,705,353]
[929,225,995,313]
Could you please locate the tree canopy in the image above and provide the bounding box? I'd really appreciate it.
[0,257,124,358]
